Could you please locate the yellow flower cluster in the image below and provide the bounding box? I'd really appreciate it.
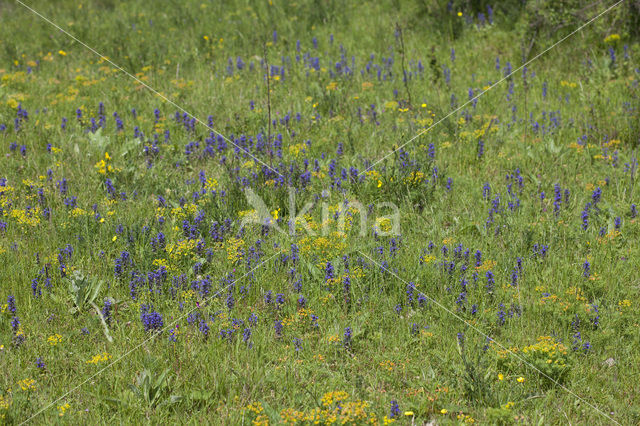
[421,329,434,338]
[618,299,631,309]
[473,117,499,139]
[357,81,373,91]
[279,392,375,424]
[326,203,368,232]
[2,72,27,84]
[565,286,587,302]
[10,207,41,227]
[170,78,195,89]
[379,360,395,371]
[523,336,567,357]
[280,308,317,330]
[15,327,25,338]
[384,101,398,110]
[321,391,349,407]
[280,408,306,424]
[244,401,264,415]
[365,170,381,185]
[169,203,199,220]
[58,403,70,417]
[48,334,62,346]
[86,352,112,364]
[457,413,476,423]
[560,81,577,88]
[70,207,87,218]
[475,259,496,272]
[371,217,392,234]
[299,233,347,264]
[422,254,436,264]
[0,395,11,412]
[495,336,570,384]
[0,394,10,419]
[288,143,308,157]
[326,334,340,343]
[225,237,245,263]
[167,239,199,262]
[402,171,426,185]
[538,293,571,311]
[597,229,621,244]
[152,258,170,269]
[22,178,38,188]
[204,178,218,191]
[593,153,613,161]
[243,402,269,425]
[18,378,36,391]
[238,209,259,221]
[604,34,621,44]
[94,152,116,175]
[415,117,434,127]
[568,141,584,151]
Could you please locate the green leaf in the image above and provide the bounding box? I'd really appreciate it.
[87,128,110,151]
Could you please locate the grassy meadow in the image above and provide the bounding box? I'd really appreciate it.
[1,0,640,424]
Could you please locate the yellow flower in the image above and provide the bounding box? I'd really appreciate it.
[517,376,525,383]
[321,391,349,407]
[58,50,67,56]
[604,34,620,44]
[498,373,504,381]
[0,394,10,412]
[94,159,106,174]
[112,236,117,242]
[404,411,414,416]
[440,408,448,414]
[457,11,463,17]
[502,401,515,410]
[384,100,398,109]
[86,352,112,364]
[618,299,631,308]
[48,334,62,346]
[58,403,70,416]
[421,254,435,264]
[18,378,37,391]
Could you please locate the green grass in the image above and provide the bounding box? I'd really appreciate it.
[0,0,639,424]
